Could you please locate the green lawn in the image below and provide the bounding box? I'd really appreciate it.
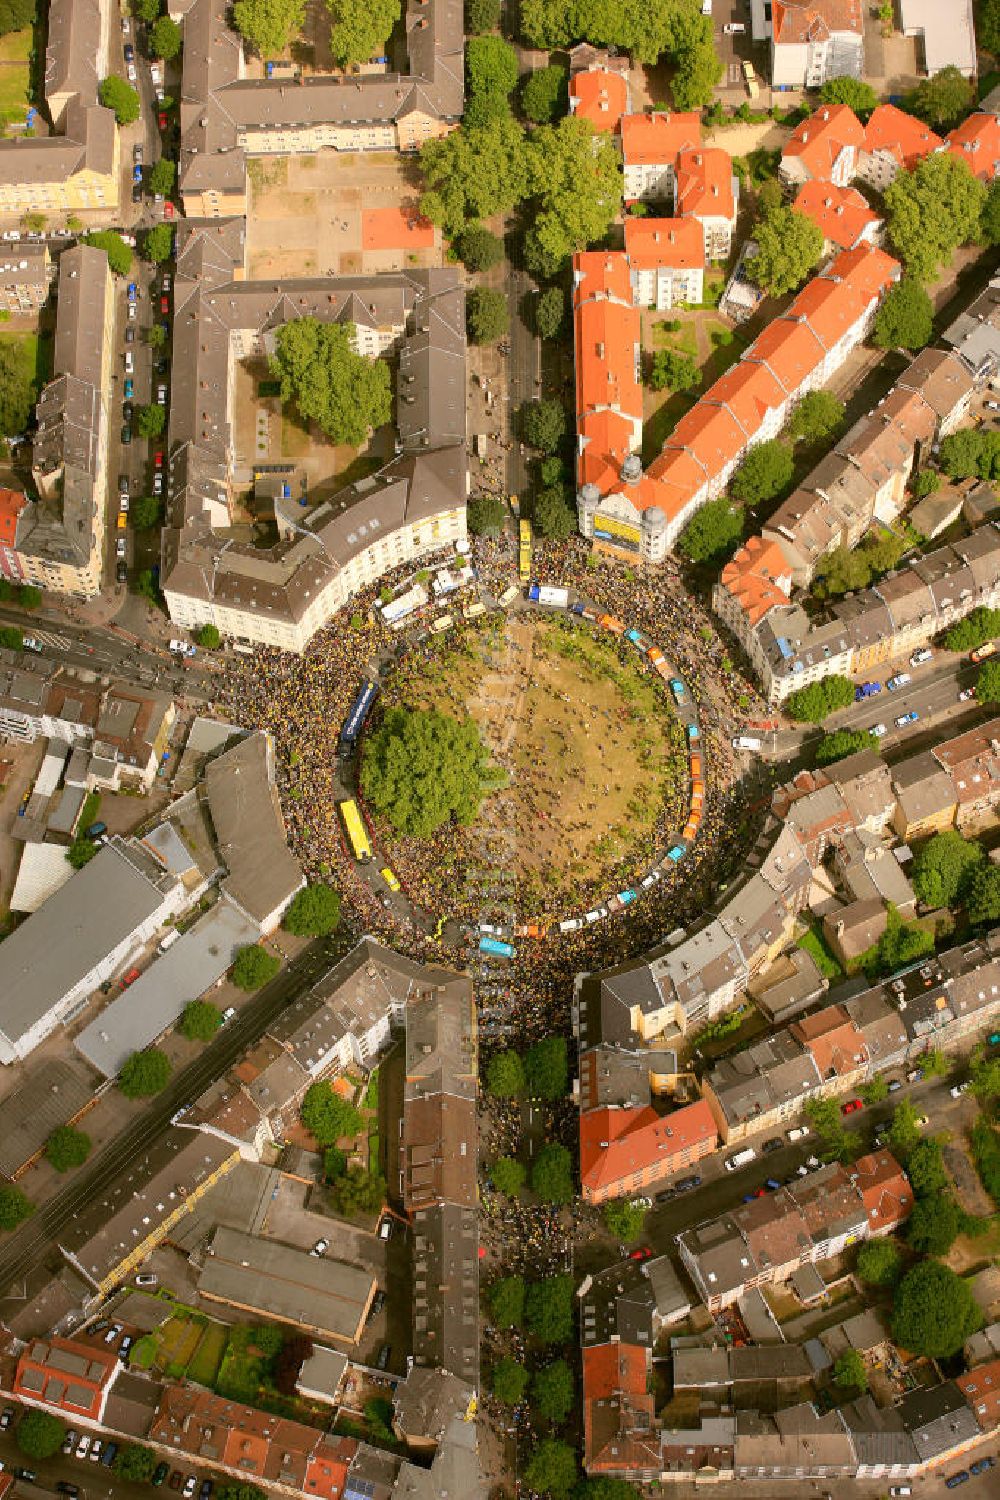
[0,29,31,63]
[0,63,30,126]
[187,1321,228,1388]
[798,919,843,980]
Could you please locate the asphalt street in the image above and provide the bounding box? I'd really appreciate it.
[0,609,220,701]
[0,1418,246,1500]
[0,930,350,1299]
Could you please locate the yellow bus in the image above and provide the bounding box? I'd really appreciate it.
[338,798,373,862]
[518,518,532,582]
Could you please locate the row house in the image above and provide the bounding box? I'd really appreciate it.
[582,1342,660,1481]
[673,148,739,261]
[620,111,702,202]
[932,716,1000,830]
[792,181,882,256]
[855,104,942,190]
[780,103,865,188]
[579,1097,718,1203]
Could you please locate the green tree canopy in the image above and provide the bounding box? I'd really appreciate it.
[114,1445,159,1484]
[856,1237,902,1286]
[524,118,622,278]
[231,943,281,990]
[907,65,975,130]
[217,1483,267,1500]
[939,428,1000,481]
[522,64,568,124]
[535,286,566,340]
[523,1438,577,1500]
[885,152,986,281]
[136,403,166,439]
[784,674,857,723]
[490,1156,526,1196]
[454,223,504,273]
[193,624,219,649]
[832,1348,867,1396]
[745,206,823,297]
[907,1192,961,1255]
[83,229,132,276]
[520,398,567,453]
[99,75,141,125]
[532,1359,574,1423]
[980,0,1000,53]
[486,1049,526,1098]
[649,347,700,393]
[492,1356,529,1403]
[233,0,305,54]
[525,1273,574,1343]
[283,883,341,936]
[908,1137,949,1198]
[420,116,530,236]
[677,497,743,566]
[982,179,1000,246]
[819,76,878,115]
[730,439,794,506]
[943,604,1000,652]
[131,495,164,530]
[324,1146,347,1182]
[467,286,510,343]
[489,1274,525,1328]
[977,657,1000,705]
[150,15,182,57]
[179,1000,223,1043]
[148,158,176,197]
[533,485,576,539]
[467,494,507,536]
[0,0,35,36]
[603,1199,647,1241]
[789,390,845,443]
[119,1048,171,1098]
[270,319,391,447]
[45,1125,91,1172]
[525,1036,568,1100]
[16,585,39,611]
[327,0,401,66]
[466,0,501,31]
[143,223,173,263]
[815,728,879,766]
[301,1081,362,1145]
[873,278,934,350]
[910,468,940,501]
[861,903,935,980]
[888,1097,921,1163]
[966,863,1000,925]
[892,1260,981,1358]
[330,1164,386,1216]
[361,705,506,837]
[911,829,985,909]
[467,34,519,103]
[15,1410,64,1459]
[531,1142,574,1204]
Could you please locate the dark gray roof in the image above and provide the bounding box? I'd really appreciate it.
[411,1203,478,1386]
[897,1381,982,1458]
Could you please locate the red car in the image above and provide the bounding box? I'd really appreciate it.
[154,450,164,468]
[841,1097,863,1116]
[121,967,141,988]
[163,202,174,220]
[160,295,169,314]
[628,1247,653,1262]
[158,111,168,130]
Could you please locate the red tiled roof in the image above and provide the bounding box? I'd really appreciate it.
[583,1341,649,1401]
[573,250,633,309]
[957,1357,1000,1431]
[704,360,787,438]
[783,103,865,180]
[577,408,637,493]
[790,1004,868,1080]
[570,67,629,134]
[620,110,701,165]
[582,1342,658,1474]
[946,111,1000,182]
[772,0,862,45]
[579,1099,718,1194]
[666,399,746,477]
[720,536,794,626]
[624,215,704,269]
[747,316,825,392]
[575,295,642,423]
[853,1148,913,1233]
[0,487,26,548]
[14,1337,118,1422]
[863,104,942,171]
[793,181,881,250]
[674,147,735,221]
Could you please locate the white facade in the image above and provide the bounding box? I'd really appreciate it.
[623,161,676,202]
[771,31,864,90]
[630,263,704,311]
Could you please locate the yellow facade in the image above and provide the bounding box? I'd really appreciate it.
[0,151,120,218]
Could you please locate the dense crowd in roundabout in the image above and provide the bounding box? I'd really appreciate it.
[220,531,771,969]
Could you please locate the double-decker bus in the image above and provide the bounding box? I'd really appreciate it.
[338,798,373,862]
[518,519,532,582]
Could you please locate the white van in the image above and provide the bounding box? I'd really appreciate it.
[158,929,180,954]
[724,1147,756,1171]
[787,1125,810,1142]
[732,735,763,751]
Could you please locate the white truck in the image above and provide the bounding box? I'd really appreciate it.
[724,1146,756,1171]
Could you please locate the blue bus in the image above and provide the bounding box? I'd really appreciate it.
[666,845,686,863]
[686,723,700,743]
[479,936,515,958]
[339,679,379,755]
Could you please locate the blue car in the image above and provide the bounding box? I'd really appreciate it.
[123,377,133,399]
[945,1472,969,1489]
[127,282,137,303]
[132,165,143,184]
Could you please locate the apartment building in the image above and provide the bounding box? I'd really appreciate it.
[162,246,468,651]
[946,110,1000,181]
[178,0,463,218]
[933,717,1000,829]
[568,55,630,135]
[579,1098,718,1203]
[855,104,942,190]
[792,181,882,254]
[623,216,704,310]
[0,244,51,313]
[780,103,865,187]
[13,1338,118,1425]
[673,148,738,260]
[770,0,864,90]
[619,111,702,202]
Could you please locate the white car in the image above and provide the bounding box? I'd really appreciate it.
[89,1440,103,1463]
[910,647,933,666]
[124,351,134,374]
[870,722,887,738]
[76,1435,92,1459]
[959,687,975,702]
[119,494,129,513]
[182,1479,197,1498]
[116,537,127,558]
[949,1082,971,1099]
[310,1238,329,1257]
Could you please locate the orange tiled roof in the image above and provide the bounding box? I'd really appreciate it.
[582,1342,658,1474]
[675,147,735,221]
[579,1099,717,1194]
[863,104,942,170]
[573,250,633,309]
[853,1148,914,1233]
[946,111,1000,182]
[793,181,881,250]
[14,1337,118,1421]
[783,103,865,180]
[577,407,637,493]
[575,296,642,423]
[704,360,788,438]
[720,536,794,626]
[666,399,746,477]
[957,1358,1000,1431]
[791,1004,868,1080]
[620,110,701,166]
[624,214,704,270]
[570,67,629,134]
[0,487,25,548]
[747,316,825,392]
[772,0,862,44]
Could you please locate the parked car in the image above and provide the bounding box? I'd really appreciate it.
[104,1323,123,1344]
[674,1174,701,1192]
[62,1430,78,1456]
[56,1485,80,1497]
[125,326,135,344]
[198,1481,213,1500]
[886,672,911,690]
[629,1246,654,1261]
[152,1464,170,1487]
[870,722,888,738]
[895,711,919,727]
[116,536,127,558]
[888,1488,912,1497]
[310,1238,329,1257]
[122,403,133,422]
[950,1082,971,1099]
[161,295,169,314]
[154,449,164,468]
[135,1273,157,1286]
[127,281,138,303]
[157,383,167,404]
[375,1344,391,1370]
[89,1440,103,1464]
[132,184,142,204]
[101,1443,118,1468]
[182,1478,197,1498]
[762,1137,783,1155]
[168,1473,183,1492]
[368,1290,386,1319]
[76,1435,91,1459]
[13,1470,36,1484]
[841,1098,863,1115]
[158,111,168,130]
[124,377,134,399]
[120,1334,134,1358]
[945,1471,969,1489]
[910,647,933,666]
[959,687,976,701]
[133,144,143,164]
[378,1217,393,1240]
[0,1408,15,1433]
[116,561,128,583]
[969,1457,994,1475]
[887,1078,903,1092]
[153,472,163,494]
